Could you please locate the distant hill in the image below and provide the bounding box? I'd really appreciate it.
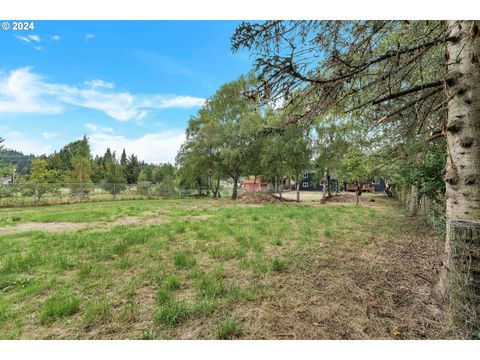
[0,149,35,176]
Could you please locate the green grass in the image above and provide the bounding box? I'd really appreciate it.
[39,294,80,325]
[154,301,190,327]
[270,258,287,272]
[173,252,197,269]
[215,316,243,339]
[163,275,182,291]
[0,196,414,339]
[83,297,112,328]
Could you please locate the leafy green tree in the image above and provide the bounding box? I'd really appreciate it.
[57,135,91,171]
[102,157,126,196]
[68,155,93,183]
[30,158,58,200]
[177,75,261,199]
[284,123,313,202]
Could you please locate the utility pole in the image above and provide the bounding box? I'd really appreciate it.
[12,167,16,184]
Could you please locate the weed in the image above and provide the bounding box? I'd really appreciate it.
[215,317,243,339]
[156,288,174,305]
[270,258,287,272]
[117,256,133,269]
[141,329,157,340]
[173,252,197,269]
[154,301,190,327]
[163,275,181,291]
[120,300,139,322]
[83,297,112,327]
[195,274,227,299]
[39,294,80,325]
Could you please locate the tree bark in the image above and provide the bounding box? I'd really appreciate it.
[296,183,300,202]
[410,182,419,216]
[355,181,362,206]
[402,183,408,207]
[231,177,239,200]
[438,20,480,333]
[326,170,331,198]
[321,167,328,203]
[278,176,283,199]
[212,178,220,199]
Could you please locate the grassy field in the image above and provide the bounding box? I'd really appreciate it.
[0,194,450,339]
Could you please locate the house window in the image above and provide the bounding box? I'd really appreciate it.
[303,173,309,179]
[302,182,309,188]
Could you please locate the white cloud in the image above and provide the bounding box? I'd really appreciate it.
[28,35,41,43]
[0,67,62,114]
[3,131,52,155]
[15,34,41,44]
[84,79,114,89]
[86,125,184,164]
[0,67,205,121]
[3,125,185,163]
[85,123,114,133]
[85,34,95,41]
[42,132,60,140]
[51,35,61,41]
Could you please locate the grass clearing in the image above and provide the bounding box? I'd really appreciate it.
[0,194,450,339]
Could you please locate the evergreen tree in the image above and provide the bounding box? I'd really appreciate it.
[125,154,140,184]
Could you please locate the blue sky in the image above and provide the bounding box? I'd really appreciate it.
[0,21,254,163]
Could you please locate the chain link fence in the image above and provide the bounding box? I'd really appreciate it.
[0,183,238,207]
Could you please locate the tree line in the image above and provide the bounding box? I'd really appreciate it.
[0,135,176,192]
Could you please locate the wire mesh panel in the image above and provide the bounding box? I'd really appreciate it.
[0,183,236,207]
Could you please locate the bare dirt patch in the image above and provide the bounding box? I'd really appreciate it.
[0,216,167,235]
[237,192,282,204]
[0,212,219,235]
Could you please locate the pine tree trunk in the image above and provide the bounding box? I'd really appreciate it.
[438,20,480,333]
[410,182,419,216]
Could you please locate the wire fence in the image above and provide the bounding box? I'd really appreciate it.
[0,183,239,207]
